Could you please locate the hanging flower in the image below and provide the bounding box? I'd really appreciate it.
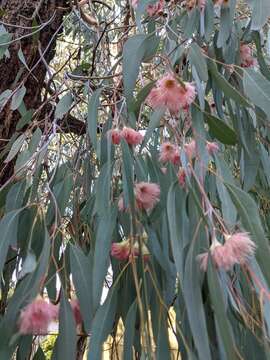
[107,129,122,145]
[206,141,219,155]
[159,142,180,165]
[111,240,131,260]
[135,182,160,210]
[184,140,196,160]
[147,74,196,114]
[70,299,83,326]
[240,44,257,68]
[197,238,237,272]
[121,127,143,145]
[224,232,256,265]
[178,168,187,187]
[18,297,58,335]
[132,0,164,16]
[147,0,164,16]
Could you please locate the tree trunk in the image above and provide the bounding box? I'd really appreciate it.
[0,0,70,185]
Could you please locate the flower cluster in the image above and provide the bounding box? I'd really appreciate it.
[111,238,150,261]
[240,44,257,68]
[147,74,196,114]
[132,0,164,17]
[18,297,83,335]
[118,182,160,212]
[107,127,143,146]
[197,232,256,272]
[159,142,180,165]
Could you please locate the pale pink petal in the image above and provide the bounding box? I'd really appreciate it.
[206,141,219,155]
[18,298,58,335]
[225,232,256,265]
[135,182,160,210]
[111,240,131,260]
[184,140,196,160]
[107,129,122,145]
[177,168,186,187]
[240,44,257,68]
[121,127,143,145]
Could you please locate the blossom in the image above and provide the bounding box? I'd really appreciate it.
[178,168,187,187]
[18,297,58,335]
[159,142,180,165]
[135,182,160,210]
[121,127,143,145]
[240,44,257,68]
[184,140,196,160]
[198,0,206,10]
[70,299,82,326]
[111,240,131,260]
[224,232,256,265]
[197,238,237,272]
[107,129,122,145]
[131,0,164,16]
[147,0,164,16]
[206,141,219,155]
[147,74,196,114]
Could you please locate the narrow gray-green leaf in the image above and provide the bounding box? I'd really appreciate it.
[55,92,73,119]
[11,85,26,111]
[87,88,102,153]
[243,68,270,116]
[70,245,93,332]
[189,43,208,82]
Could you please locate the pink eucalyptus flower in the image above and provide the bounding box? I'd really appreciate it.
[147,74,196,114]
[107,129,122,145]
[147,0,164,16]
[159,142,180,164]
[70,299,82,326]
[121,127,143,145]
[184,140,196,160]
[135,182,160,210]
[18,297,58,335]
[224,232,256,265]
[206,141,219,155]
[197,238,238,272]
[178,168,187,187]
[240,44,257,68]
[111,240,131,260]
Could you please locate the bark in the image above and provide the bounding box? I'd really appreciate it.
[0,0,70,184]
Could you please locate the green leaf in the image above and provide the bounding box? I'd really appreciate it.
[189,43,208,82]
[140,109,164,151]
[92,207,117,311]
[225,183,270,287]
[6,180,26,212]
[130,81,156,114]
[70,245,93,332]
[0,210,21,276]
[183,229,212,360]
[121,140,135,210]
[207,259,238,360]
[123,34,159,106]
[52,293,76,360]
[205,113,237,145]
[88,287,117,360]
[208,60,250,107]
[123,301,137,360]
[55,92,73,119]
[243,68,270,115]
[11,85,26,111]
[247,0,270,30]
[5,134,26,163]
[87,88,102,154]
